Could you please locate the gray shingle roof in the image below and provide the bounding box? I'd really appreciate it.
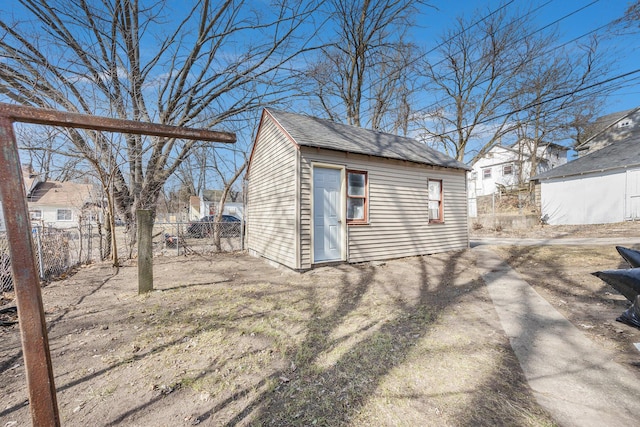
[533,130,640,180]
[266,109,469,170]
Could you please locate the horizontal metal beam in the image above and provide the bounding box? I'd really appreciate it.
[0,102,236,143]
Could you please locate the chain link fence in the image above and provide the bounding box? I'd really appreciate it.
[1,224,101,292]
[0,218,244,292]
[152,218,244,256]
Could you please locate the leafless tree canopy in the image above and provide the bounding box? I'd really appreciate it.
[301,0,429,132]
[0,0,320,228]
[418,6,609,163]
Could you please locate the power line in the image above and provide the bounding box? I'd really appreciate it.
[426,67,640,140]
[413,0,606,117]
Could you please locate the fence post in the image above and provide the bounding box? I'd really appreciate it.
[35,227,45,279]
[137,209,153,294]
[87,223,92,262]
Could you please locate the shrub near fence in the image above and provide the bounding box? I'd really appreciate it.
[0,224,101,292]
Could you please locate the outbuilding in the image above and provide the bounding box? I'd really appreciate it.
[245,109,470,271]
[534,107,640,225]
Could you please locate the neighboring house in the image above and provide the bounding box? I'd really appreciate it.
[469,139,569,198]
[246,109,470,271]
[189,192,244,221]
[575,107,640,157]
[533,107,640,225]
[27,180,99,229]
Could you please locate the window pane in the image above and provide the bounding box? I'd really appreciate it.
[57,209,72,221]
[348,173,365,197]
[347,198,365,220]
[429,201,440,220]
[429,180,441,200]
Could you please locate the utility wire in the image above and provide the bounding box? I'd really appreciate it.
[413,0,606,117]
[427,67,640,140]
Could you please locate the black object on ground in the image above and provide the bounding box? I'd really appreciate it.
[593,246,640,330]
[617,297,640,328]
[616,246,640,268]
[591,268,640,302]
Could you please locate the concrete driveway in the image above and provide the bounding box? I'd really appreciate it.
[473,240,640,426]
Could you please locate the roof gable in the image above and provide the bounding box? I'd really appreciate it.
[472,139,568,167]
[534,131,640,180]
[262,109,469,170]
[576,107,640,155]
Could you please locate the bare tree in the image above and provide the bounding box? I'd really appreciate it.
[15,125,86,182]
[0,0,320,247]
[302,0,428,131]
[614,0,640,31]
[418,6,610,165]
[510,36,608,186]
[417,8,538,162]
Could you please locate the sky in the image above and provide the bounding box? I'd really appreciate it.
[411,0,639,114]
[3,0,637,117]
[2,0,638,166]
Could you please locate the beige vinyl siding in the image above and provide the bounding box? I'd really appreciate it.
[246,116,298,269]
[300,147,468,267]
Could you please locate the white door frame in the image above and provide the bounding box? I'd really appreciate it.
[311,163,346,264]
[625,168,640,220]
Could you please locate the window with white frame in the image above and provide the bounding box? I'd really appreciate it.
[57,209,72,221]
[503,164,513,175]
[30,209,42,220]
[347,170,368,223]
[483,168,492,179]
[428,179,443,223]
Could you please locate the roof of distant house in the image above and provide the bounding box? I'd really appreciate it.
[263,109,470,170]
[535,107,640,180]
[533,128,640,180]
[28,181,94,206]
[576,107,640,151]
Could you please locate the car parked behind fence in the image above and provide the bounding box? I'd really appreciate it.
[187,215,241,238]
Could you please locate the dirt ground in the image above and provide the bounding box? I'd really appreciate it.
[2,222,640,426]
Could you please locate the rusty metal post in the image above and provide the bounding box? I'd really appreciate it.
[0,117,60,426]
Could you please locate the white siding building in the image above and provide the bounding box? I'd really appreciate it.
[534,108,640,225]
[246,109,470,271]
[469,140,569,198]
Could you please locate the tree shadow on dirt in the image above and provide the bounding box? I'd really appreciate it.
[1,250,548,425]
[186,251,534,426]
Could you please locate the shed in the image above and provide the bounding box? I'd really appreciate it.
[246,109,470,271]
[533,107,640,225]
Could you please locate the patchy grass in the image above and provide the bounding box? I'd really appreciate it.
[1,253,554,426]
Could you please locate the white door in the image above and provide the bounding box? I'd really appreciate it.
[313,167,343,262]
[625,169,640,220]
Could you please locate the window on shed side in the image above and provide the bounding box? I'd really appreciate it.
[502,164,513,175]
[428,179,443,223]
[57,209,72,221]
[30,209,42,220]
[483,168,492,179]
[347,170,368,224]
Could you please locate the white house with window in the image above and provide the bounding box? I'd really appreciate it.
[246,109,469,271]
[468,139,569,198]
[27,180,99,229]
